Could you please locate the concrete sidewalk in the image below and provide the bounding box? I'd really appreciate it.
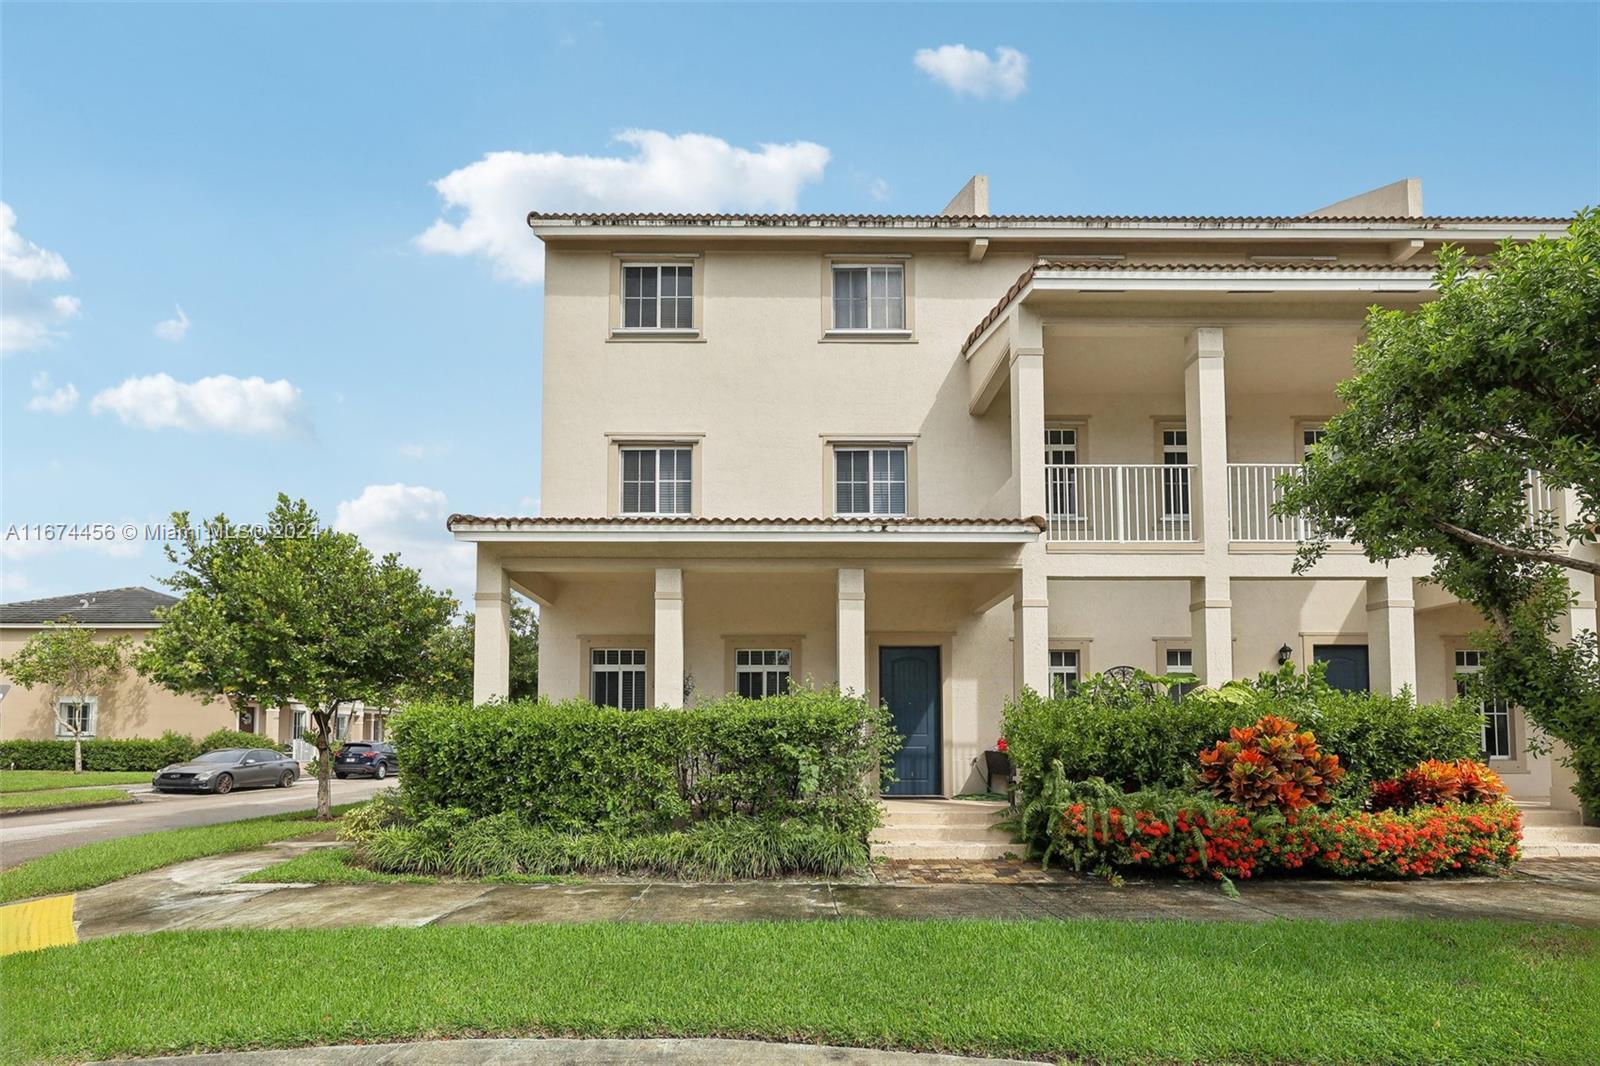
[90,1038,1039,1065]
[28,839,1597,947]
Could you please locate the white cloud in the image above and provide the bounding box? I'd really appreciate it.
[25,371,79,414]
[89,373,306,436]
[0,530,144,562]
[334,483,472,596]
[868,178,892,203]
[914,45,1029,99]
[153,305,190,342]
[417,130,831,283]
[1,205,81,354]
[398,443,426,459]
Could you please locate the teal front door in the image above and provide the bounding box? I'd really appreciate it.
[880,646,941,796]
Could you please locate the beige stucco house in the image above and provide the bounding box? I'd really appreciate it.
[450,177,1594,807]
[0,586,392,747]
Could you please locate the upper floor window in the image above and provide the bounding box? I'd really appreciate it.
[1045,426,1079,518]
[622,263,694,330]
[832,264,905,332]
[1049,650,1079,698]
[1299,422,1328,460]
[1160,424,1191,518]
[835,446,907,516]
[621,446,693,515]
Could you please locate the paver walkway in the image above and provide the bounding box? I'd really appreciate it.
[90,1038,1039,1065]
[0,838,1590,955]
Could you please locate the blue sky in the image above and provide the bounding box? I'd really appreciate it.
[3,2,1596,604]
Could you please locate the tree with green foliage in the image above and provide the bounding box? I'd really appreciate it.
[0,620,131,773]
[409,601,539,704]
[137,495,456,818]
[1279,210,1600,812]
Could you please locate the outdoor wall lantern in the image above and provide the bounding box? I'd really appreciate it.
[1277,643,1295,666]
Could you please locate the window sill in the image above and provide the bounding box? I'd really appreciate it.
[832,513,912,521]
[609,329,703,343]
[820,330,915,343]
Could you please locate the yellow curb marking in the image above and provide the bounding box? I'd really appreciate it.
[0,894,77,956]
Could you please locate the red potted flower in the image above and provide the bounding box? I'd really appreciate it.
[984,736,1013,793]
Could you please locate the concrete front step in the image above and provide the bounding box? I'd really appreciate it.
[1523,825,1600,845]
[873,841,1020,861]
[1517,806,1584,828]
[871,824,1015,844]
[879,800,1009,825]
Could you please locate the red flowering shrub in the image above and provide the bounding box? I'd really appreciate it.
[1368,759,1509,812]
[1196,715,1345,814]
[1055,797,1271,880]
[1289,804,1521,877]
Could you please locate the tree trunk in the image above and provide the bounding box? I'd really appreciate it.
[314,704,334,821]
[73,734,83,774]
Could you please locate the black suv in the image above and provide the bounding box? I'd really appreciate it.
[334,741,399,780]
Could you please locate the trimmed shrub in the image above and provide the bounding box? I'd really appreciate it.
[1003,666,1482,807]
[350,809,869,881]
[391,688,896,838]
[1196,715,1344,814]
[0,731,198,772]
[196,729,272,753]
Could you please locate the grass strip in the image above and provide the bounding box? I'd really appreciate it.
[240,846,574,886]
[0,770,149,793]
[0,788,132,814]
[0,803,358,904]
[2,919,1596,1065]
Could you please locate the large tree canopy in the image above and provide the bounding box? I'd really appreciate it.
[1279,210,1600,813]
[138,495,456,818]
[409,600,539,705]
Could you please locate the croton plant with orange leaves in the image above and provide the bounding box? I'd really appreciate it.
[1369,758,1509,812]
[1196,715,1345,814]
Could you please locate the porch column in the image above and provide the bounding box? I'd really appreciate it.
[1568,519,1598,638]
[1366,573,1418,696]
[1189,575,1233,684]
[1012,554,1050,696]
[654,567,684,708]
[1009,307,1047,518]
[1184,327,1229,548]
[837,568,867,695]
[258,704,279,742]
[472,550,511,705]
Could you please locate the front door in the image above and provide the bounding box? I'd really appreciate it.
[1314,644,1370,693]
[880,646,941,796]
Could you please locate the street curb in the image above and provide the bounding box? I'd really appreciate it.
[0,796,140,819]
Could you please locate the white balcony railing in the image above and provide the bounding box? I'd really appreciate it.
[1228,463,1310,542]
[1046,464,1197,542]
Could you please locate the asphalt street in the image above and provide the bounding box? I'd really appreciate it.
[0,776,396,868]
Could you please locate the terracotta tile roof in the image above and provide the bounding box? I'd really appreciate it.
[0,586,177,626]
[962,259,1447,355]
[528,211,1569,228]
[449,514,1045,532]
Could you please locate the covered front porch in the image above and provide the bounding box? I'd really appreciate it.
[453,517,1045,797]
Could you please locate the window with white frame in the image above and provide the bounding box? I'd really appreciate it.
[1163,648,1198,701]
[1300,423,1328,459]
[592,648,648,710]
[55,698,96,738]
[1049,650,1079,698]
[831,264,905,331]
[621,447,693,515]
[735,649,791,698]
[292,708,307,738]
[1160,425,1191,518]
[1045,426,1079,518]
[1455,650,1513,760]
[622,263,694,330]
[834,446,907,516]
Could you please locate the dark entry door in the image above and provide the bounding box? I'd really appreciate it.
[1314,644,1370,693]
[880,646,941,796]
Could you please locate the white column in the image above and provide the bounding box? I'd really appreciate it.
[654,567,684,709]
[1009,308,1047,518]
[1568,523,1598,638]
[1012,550,1050,696]
[1189,575,1233,684]
[472,549,511,705]
[1366,573,1418,696]
[837,568,867,695]
[259,704,279,742]
[1184,327,1229,548]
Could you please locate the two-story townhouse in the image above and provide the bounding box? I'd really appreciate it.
[450,177,1593,807]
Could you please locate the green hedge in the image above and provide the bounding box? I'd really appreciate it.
[391,689,896,837]
[0,731,199,772]
[1002,666,1482,806]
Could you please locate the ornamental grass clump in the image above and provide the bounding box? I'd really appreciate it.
[1196,715,1344,814]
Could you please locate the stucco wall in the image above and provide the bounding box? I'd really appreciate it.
[0,627,232,741]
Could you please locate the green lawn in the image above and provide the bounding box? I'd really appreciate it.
[240,846,574,886]
[0,787,132,814]
[2,920,1595,1065]
[0,804,358,904]
[0,770,149,793]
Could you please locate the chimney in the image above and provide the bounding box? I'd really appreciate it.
[941,175,989,217]
[1307,178,1423,218]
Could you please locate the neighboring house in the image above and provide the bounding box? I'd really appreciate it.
[0,586,393,747]
[450,176,1595,807]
